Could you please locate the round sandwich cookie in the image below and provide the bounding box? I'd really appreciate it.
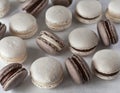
[0,36,27,64]
[46,5,72,31]
[106,0,120,23]
[92,49,120,80]
[65,55,92,84]
[30,57,64,89]
[36,31,66,55]
[0,22,6,39]
[0,63,28,91]
[69,28,99,56]
[51,0,72,7]
[22,0,48,16]
[9,12,38,39]
[0,0,10,18]
[97,19,118,46]
[75,0,102,24]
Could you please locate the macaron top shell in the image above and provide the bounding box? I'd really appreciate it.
[76,0,102,18]
[92,49,120,74]
[10,13,37,32]
[108,0,120,17]
[0,36,26,58]
[46,5,72,24]
[0,0,9,10]
[69,28,99,50]
[30,57,63,84]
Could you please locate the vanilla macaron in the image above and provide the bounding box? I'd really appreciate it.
[9,12,38,39]
[30,57,64,89]
[106,0,120,23]
[46,5,72,31]
[0,36,27,64]
[92,49,120,80]
[69,28,99,56]
[0,0,10,18]
[75,0,102,24]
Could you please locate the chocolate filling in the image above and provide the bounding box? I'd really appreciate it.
[72,46,96,52]
[76,11,100,20]
[0,67,22,86]
[95,68,119,77]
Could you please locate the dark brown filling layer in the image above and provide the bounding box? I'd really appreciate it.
[0,22,6,34]
[76,11,100,20]
[72,46,96,52]
[23,0,48,15]
[95,68,119,77]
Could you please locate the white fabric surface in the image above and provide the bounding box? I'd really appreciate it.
[0,0,120,93]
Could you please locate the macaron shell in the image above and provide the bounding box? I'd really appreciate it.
[30,57,64,88]
[66,59,82,84]
[108,0,120,18]
[97,20,110,46]
[3,68,28,91]
[106,11,120,23]
[76,0,102,19]
[76,12,102,24]
[69,28,99,50]
[92,50,120,74]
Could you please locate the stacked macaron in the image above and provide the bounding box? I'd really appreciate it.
[0,0,120,92]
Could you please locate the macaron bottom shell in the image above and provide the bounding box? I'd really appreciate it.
[92,63,120,80]
[106,11,120,23]
[75,12,102,24]
[31,73,64,89]
[10,24,38,39]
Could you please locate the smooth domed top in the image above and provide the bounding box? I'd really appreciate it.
[46,5,72,24]
[92,49,120,74]
[69,28,99,49]
[30,57,63,84]
[10,12,37,32]
[0,36,26,58]
[76,0,102,18]
[108,0,120,17]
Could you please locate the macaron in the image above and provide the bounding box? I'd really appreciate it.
[69,28,99,56]
[75,0,102,24]
[0,63,28,91]
[0,0,10,18]
[97,19,118,46]
[22,0,48,16]
[65,55,92,84]
[51,0,72,7]
[9,12,38,39]
[46,5,72,31]
[0,22,6,39]
[36,31,65,55]
[92,49,120,80]
[0,36,27,64]
[106,0,120,23]
[30,57,64,89]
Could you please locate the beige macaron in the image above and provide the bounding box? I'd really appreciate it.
[9,12,38,39]
[0,36,27,64]
[46,5,72,31]
[106,0,120,23]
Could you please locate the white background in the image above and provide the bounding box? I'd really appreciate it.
[0,0,120,93]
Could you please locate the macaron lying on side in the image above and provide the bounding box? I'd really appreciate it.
[30,57,64,89]
[0,63,28,91]
[36,31,66,55]
[0,36,27,64]
[92,49,120,80]
[69,28,99,56]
